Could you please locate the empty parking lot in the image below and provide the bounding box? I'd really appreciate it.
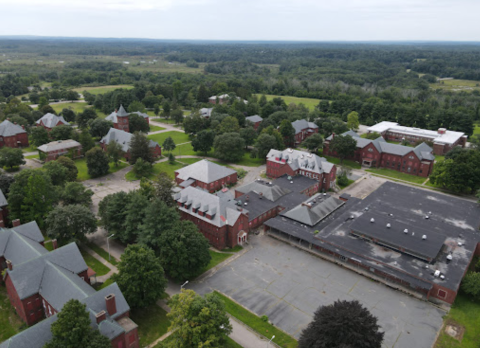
[191,235,445,348]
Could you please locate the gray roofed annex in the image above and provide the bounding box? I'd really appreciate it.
[0,120,27,137]
[36,113,69,128]
[291,119,318,135]
[245,115,263,123]
[100,128,159,153]
[175,159,237,184]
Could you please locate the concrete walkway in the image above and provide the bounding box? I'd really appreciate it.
[82,244,119,282]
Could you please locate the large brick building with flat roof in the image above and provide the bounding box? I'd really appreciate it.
[323,130,435,177]
[367,121,467,155]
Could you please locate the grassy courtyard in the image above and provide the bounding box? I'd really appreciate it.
[195,250,232,277]
[254,94,322,110]
[131,304,171,347]
[0,287,25,342]
[366,167,428,185]
[80,249,111,276]
[214,291,298,348]
[321,155,362,169]
[86,242,119,266]
[435,293,480,348]
[149,125,166,133]
[75,158,129,181]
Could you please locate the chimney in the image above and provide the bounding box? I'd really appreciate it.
[52,239,58,250]
[21,125,25,130]
[438,128,446,135]
[246,195,249,202]
[105,294,117,316]
[12,219,20,227]
[96,310,107,324]
[6,260,12,271]
[0,220,4,228]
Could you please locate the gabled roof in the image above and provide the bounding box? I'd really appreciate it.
[246,115,263,123]
[36,113,69,128]
[267,148,335,175]
[199,108,213,117]
[291,119,318,135]
[175,159,237,184]
[105,105,130,123]
[0,120,26,137]
[281,194,345,226]
[175,186,245,228]
[37,139,81,153]
[236,180,291,202]
[100,128,159,153]
[0,223,46,266]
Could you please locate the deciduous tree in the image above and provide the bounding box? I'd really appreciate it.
[56,156,78,182]
[46,204,97,243]
[61,182,93,207]
[213,133,245,162]
[192,129,215,155]
[302,133,323,152]
[0,147,25,169]
[240,127,257,149]
[86,147,110,178]
[347,111,360,130]
[254,133,277,160]
[129,132,154,164]
[129,114,150,133]
[30,126,50,146]
[111,244,167,309]
[330,135,357,164]
[106,141,124,166]
[279,119,295,146]
[162,136,176,152]
[43,161,69,186]
[50,125,73,141]
[89,118,113,138]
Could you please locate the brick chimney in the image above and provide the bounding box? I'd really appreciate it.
[12,219,20,227]
[0,220,4,228]
[52,239,58,250]
[6,260,12,271]
[95,310,107,324]
[105,294,117,316]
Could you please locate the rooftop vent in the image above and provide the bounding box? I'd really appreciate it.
[434,270,440,277]
[422,235,427,240]
[323,193,327,196]
[269,182,272,185]
[440,275,445,280]
[428,211,432,215]
[458,242,463,246]
[447,254,453,261]
[244,202,248,206]
[386,223,391,228]
[365,207,369,211]
[425,215,429,219]
[389,213,393,217]
[370,218,375,223]
[290,181,293,184]
[404,228,408,234]
[350,215,355,219]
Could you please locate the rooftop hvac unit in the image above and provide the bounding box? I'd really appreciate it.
[440,275,445,280]
[434,270,441,277]
[422,235,427,240]
[447,254,453,261]
[425,215,429,219]
[290,181,293,184]
[370,218,375,223]
[404,229,408,234]
[386,223,391,228]
[244,202,248,206]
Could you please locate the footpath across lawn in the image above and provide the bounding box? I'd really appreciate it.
[80,248,111,276]
[214,291,298,348]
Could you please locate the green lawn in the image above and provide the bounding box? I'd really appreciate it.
[366,168,428,185]
[148,131,190,146]
[44,240,54,251]
[80,249,111,276]
[131,304,171,347]
[149,125,166,132]
[255,94,321,110]
[126,160,185,181]
[176,157,204,165]
[153,118,181,125]
[154,335,242,348]
[214,291,297,348]
[195,250,232,277]
[86,242,119,265]
[25,154,39,159]
[435,155,445,162]
[21,144,37,153]
[321,155,362,169]
[430,79,480,93]
[337,178,355,189]
[97,278,115,290]
[0,287,25,342]
[73,85,134,95]
[473,124,480,135]
[222,245,243,253]
[435,293,480,348]
[47,102,107,119]
[74,157,129,181]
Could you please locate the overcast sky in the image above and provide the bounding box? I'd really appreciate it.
[1,0,479,41]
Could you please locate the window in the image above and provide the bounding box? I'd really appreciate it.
[409,156,414,159]
[437,289,447,299]
[368,148,373,152]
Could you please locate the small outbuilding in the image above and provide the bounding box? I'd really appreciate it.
[37,139,82,162]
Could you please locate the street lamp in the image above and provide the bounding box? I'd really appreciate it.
[181,280,189,290]
[107,234,115,261]
[267,335,275,347]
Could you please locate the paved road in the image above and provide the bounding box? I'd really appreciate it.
[189,234,445,348]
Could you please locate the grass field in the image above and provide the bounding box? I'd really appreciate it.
[80,249,111,276]
[155,335,242,348]
[86,242,119,265]
[435,293,480,348]
[0,287,25,342]
[21,144,37,153]
[149,125,166,132]
[337,178,355,189]
[430,79,480,92]
[47,102,107,119]
[214,291,298,348]
[255,94,321,110]
[195,250,232,277]
[125,160,184,181]
[321,155,362,169]
[131,304,171,347]
[73,85,134,95]
[74,157,129,181]
[366,168,428,185]
[474,124,480,135]
[25,154,39,159]
[147,131,190,146]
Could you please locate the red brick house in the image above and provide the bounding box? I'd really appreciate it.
[367,121,467,155]
[35,113,69,132]
[175,160,237,193]
[105,105,150,133]
[100,128,161,162]
[245,115,263,130]
[323,131,435,177]
[266,149,337,191]
[0,120,29,148]
[0,221,139,348]
[291,119,318,145]
[37,139,82,162]
[175,186,249,249]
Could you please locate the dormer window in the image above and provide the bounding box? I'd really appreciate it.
[368,148,373,152]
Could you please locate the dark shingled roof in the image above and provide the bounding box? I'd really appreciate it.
[281,194,345,227]
[0,120,27,137]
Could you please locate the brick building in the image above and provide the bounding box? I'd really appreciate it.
[264,182,480,305]
[105,105,149,133]
[291,119,318,145]
[199,108,213,118]
[367,121,467,155]
[35,113,69,132]
[37,139,82,162]
[175,186,249,249]
[245,115,263,130]
[175,160,237,193]
[266,148,336,191]
[323,131,435,177]
[0,120,29,148]
[100,128,161,162]
[0,221,139,348]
